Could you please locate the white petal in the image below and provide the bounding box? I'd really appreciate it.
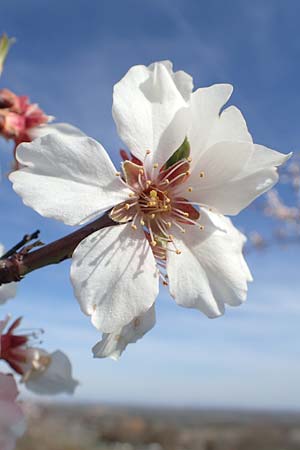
[188,141,253,193]
[188,84,233,161]
[28,122,86,140]
[149,60,193,102]
[93,304,156,360]
[71,224,159,333]
[188,142,291,215]
[205,105,252,148]
[24,350,78,395]
[112,61,190,168]
[9,134,130,225]
[0,284,17,305]
[0,244,17,305]
[167,211,251,318]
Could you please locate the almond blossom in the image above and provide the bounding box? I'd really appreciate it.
[9,61,290,353]
[0,316,78,395]
[0,244,17,305]
[0,373,25,450]
[0,88,85,158]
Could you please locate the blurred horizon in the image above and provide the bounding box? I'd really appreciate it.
[0,0,300,410]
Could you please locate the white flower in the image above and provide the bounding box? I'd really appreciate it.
[0,244,17,305]
[9,61,290,353]
[0,373,26,450]
[0,316,78,395]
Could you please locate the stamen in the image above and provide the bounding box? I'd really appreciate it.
[172,221,186,233]
[199,171,205,178]
[173,208,189,217]
[162,171,187,187]
[160,159,189,180]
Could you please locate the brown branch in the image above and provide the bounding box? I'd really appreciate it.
[0,212,116,285]
[0,230,40,259]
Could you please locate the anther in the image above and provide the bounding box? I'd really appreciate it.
[129,193,135,197]
[150,213,156,219]
[176,249,181,255]
[151,240,157,247]
[168,234,174,240]
[153,163,159,169]
[185,170,190,176]
[199,171,205,178]
[165,198,171,204]
[163,280,168,286]
[131,224,137,231]
[115,172,120,177]
[199,225,205,231]
[150,190,157,198]
[188,187,193,192]
[187,156,192,162]
[125,203,130,210]
[140,219,145,226]
[146,180,151,187]
[139,168,144,174]
[146,149,151,155]
[167,222,172,228]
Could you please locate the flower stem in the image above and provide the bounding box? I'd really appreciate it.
[0,212,116,285]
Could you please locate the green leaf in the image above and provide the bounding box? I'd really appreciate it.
[0,34,15,76]
[164,137,190,169]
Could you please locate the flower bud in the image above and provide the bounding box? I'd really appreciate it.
[0,34,15,76]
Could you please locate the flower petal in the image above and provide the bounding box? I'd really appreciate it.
[0,373,25,449]
[92,304,156,360]
[205,105,252,149]
[167,211,251,318]
[71,224,159,333]
[9,134,130,225]
[24,350,78,395]
[188,84,233,161]
[188,142,291,215]
[112,61,190,168]
[152,60,193,102]
[188,141,254,193]
[28,122,86,140]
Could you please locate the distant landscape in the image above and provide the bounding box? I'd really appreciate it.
[17,404,300,450]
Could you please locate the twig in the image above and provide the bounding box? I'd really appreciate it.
[0,230,40,259]
[0,212,116,285]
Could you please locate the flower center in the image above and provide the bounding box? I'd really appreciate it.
[112,152,204,275]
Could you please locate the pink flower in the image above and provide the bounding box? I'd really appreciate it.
[0,89,50,145]
[0,373,25,450]
[0,316,78,395]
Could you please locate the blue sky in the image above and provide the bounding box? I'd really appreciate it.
[0,0,299,409]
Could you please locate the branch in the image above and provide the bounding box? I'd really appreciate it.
[0,230,41,259]
[0,212,116,285]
